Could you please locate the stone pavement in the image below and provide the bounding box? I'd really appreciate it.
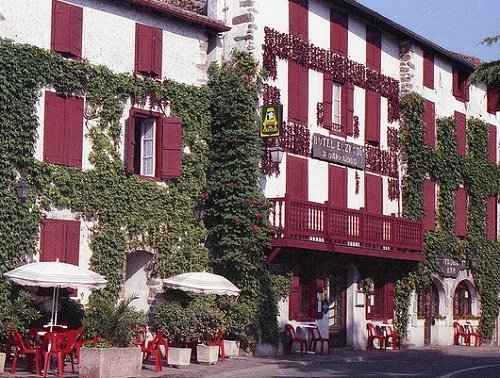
[2,345,499,378]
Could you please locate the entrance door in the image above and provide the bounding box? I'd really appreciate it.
[328,269,347,346]
[417,282,439,345]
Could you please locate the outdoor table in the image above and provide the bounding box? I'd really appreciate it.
[296,324,316,354]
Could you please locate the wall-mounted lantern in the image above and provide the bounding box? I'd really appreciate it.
[15,179,30,200]
[193,203,206,221]
[269,144,284,164]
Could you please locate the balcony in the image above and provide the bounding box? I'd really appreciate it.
[269,197,424,261]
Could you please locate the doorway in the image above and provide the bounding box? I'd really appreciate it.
[328,269,347,347]
[417,282,439,345]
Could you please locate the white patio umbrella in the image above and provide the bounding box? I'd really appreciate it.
[4,259,107,329]
[163,271,240,296]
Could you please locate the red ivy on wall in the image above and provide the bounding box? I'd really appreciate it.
[261,121,311,176]
[263,27,400,122]
[263,84,281,105]
[316,102,324,127]
[365,145,398,178]
[388,178,400,200]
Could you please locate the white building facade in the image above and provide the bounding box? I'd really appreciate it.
[214,0,499,349]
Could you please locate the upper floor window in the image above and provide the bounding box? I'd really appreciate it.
[135,23,163,78]
[127,110,182,180]
[51,0,83,59]
[452,66,469,102]
[487,86,499,114]
[44,91,84,168]
[323,76,354,137]
[332,82,341,126]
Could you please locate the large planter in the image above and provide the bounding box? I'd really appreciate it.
[223,340,240,358]
[79,347,142,378]
[196,344,219,365]
[0,352,5,374]
[167,347,192,367]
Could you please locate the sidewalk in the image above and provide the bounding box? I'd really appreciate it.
[2,345,499,378]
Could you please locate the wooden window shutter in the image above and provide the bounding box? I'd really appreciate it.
[159,117,182,179]
[423,50,434,89]
[51,0,71,54]
[152,27,163,78]
[454,111,466,155]
[288,61,300,121]
[289,275,300,320]
[40,219,65,262]
[289,0,300,36]
[135,23,153,75]
[65,220,81,266]
[452,66,460,97]
[323,74,333,129]
[342,83,354,136]
[298,0,308,40]
[125,111,136,173]
[423,179,436,231]
[298,64,309,123]
[365,89,380,145]
[488,124,496,164]
[365,173,382,214]
[366,26,381,72]
[455,187,467,237]
[64,96,84,168]
[307,281,317,318]
[328,165,347,208]
[423,99,436,147]
[286,155,308,200]
[44,91,66,165]
[330,9,348,56]
[69,5,83,58]
[487,87,499,114]
[487,196,497,241]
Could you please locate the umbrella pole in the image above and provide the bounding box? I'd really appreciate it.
[54,286,60,327]
[50,287,57,332]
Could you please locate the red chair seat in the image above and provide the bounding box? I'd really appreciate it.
[307,323,329,355]
[366,323,385,350]
[453,321,469,345]
[384,326,401,350]
[141,330,169,371]
[42,331,67,378]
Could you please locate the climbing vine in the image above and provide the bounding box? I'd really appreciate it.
[399,92,500,339]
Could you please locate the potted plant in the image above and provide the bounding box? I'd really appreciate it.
[79,295,148,378]
[153,294,228,366]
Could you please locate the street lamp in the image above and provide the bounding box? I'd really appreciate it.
[15,179,30,200]
[269,143,284,164]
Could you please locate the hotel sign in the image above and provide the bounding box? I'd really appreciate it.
[312,133,365,169]
[439,256,466,278]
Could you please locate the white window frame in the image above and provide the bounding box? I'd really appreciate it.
[332,82,342,126]
[139,117,156,177]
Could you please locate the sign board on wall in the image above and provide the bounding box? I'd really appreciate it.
[311,133,365,169]
[260,104,282,137]
[439,256,466,278]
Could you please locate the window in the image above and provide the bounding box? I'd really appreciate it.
[333,83,341,125]
[423,99,436,147]
[454,111,466,155]
[366,26,381,72]
[330,9,348,57]
[455,187,467,237]
[127,110,182,180]
[366,275,394,320]
[135,23,163,78]
[323,76,354,136]
[452,66,469,102]
[137,117,156,176]
[44,91,84,168]
[40,219,80,264]
[51,0,83,59]
[453,282,471,316]
[417,282,439,318]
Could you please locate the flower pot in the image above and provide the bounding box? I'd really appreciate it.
[167,347,192,367]
[223,340,240,358]
[79,347,142,378]
[196,344,219,365]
